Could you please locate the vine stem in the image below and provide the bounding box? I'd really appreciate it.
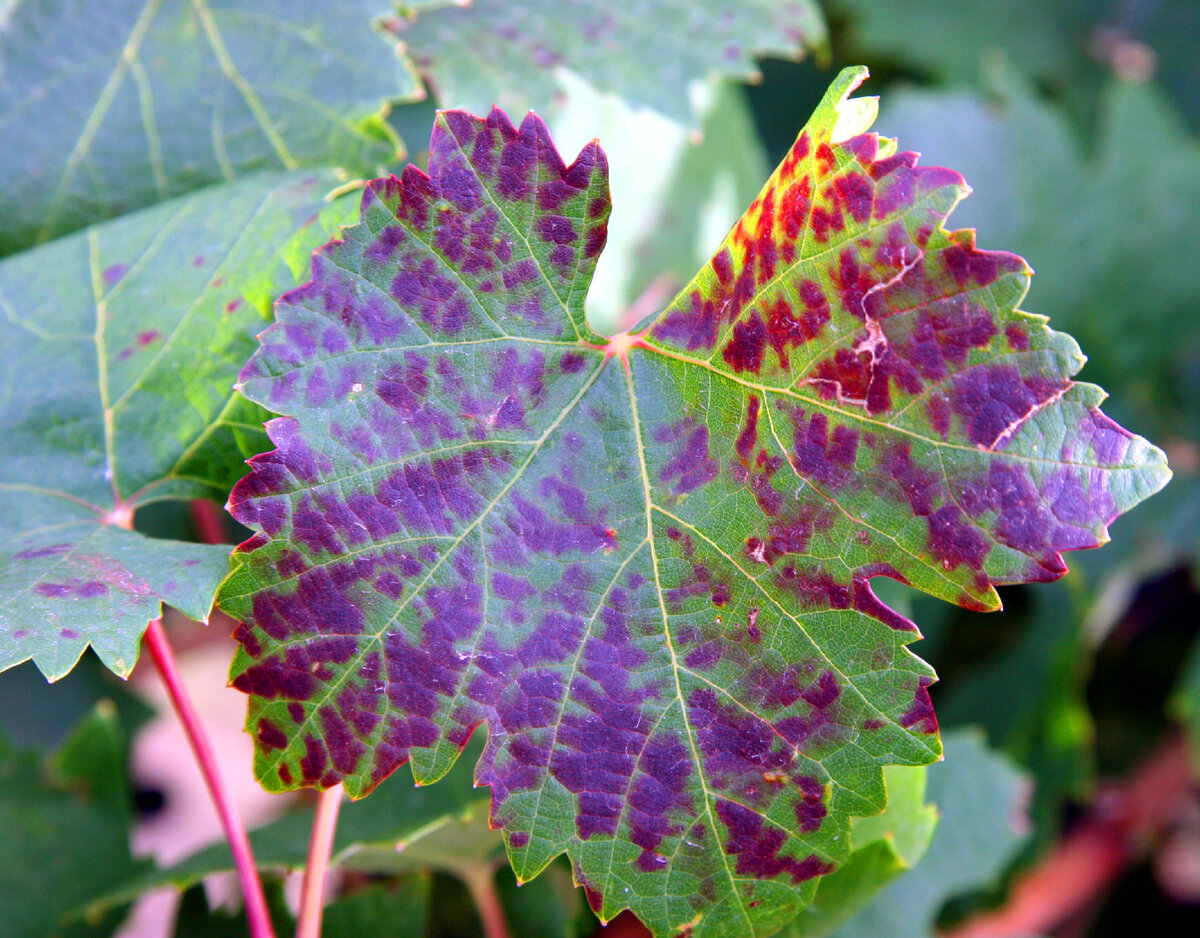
[142,617,277,938]
[460,864,511,938]
[296,785,343,938]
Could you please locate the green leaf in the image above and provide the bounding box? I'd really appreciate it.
[393,0,827,125]
[218,67,1168,936]
[830,0,1093,89]
[0,170,356,680]
[0,704,149,938]
[322,880,433,938]
[0,0,425,255]
[833,0,1200,135]
[171,881,294,938]
[824,729,1031,938]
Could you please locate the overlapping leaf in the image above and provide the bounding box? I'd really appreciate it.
[219,68,1168,936]
[0,171,355,679]
[392,0,827,125]
[0,0,429,255]
[786,760,937,936]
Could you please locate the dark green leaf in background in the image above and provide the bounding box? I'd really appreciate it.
[0,171,356,679]
[0,704,148,938]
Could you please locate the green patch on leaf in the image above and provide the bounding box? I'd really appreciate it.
[218,67,1168,936]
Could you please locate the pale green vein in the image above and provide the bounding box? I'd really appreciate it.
[190,0,298,171]
[622,359,755,933]
[256,358,610,782]
[127,52,168,198]
[37,0,166,242]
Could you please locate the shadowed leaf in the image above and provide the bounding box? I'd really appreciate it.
[393,0,827,125]
[0,0,430,255]
[0,171,355,679]
[81,733,483,913]
[218,67,1168,936]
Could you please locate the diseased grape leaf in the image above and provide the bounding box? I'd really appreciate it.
[392,0,827,126]
[876,68,1200,442]
[218,67,1169,936]
[0,0,432,255]
[875,67,1200,589]
[822,729,1031,938]
[0,171,356,680]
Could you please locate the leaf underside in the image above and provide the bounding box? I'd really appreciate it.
[0,171,354,680]
[220,67,1169,936]
[394,0,827,124]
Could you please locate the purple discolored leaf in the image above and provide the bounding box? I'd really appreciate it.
[219,68,1169,936]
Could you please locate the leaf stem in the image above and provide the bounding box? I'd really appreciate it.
[460,864,511,938]
[142,617,276,938]
[189,497,229,545]
[296,784,343,938]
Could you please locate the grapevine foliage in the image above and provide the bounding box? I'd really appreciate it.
[219,68,1169,936]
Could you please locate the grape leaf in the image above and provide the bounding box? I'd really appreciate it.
[171,881,294,938]
[0,0,430,255]
[876,68,1200,442]
[0,171,356,680]
[81,732,483,917]
[218,67,1169,936]
[392,0,827,125]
